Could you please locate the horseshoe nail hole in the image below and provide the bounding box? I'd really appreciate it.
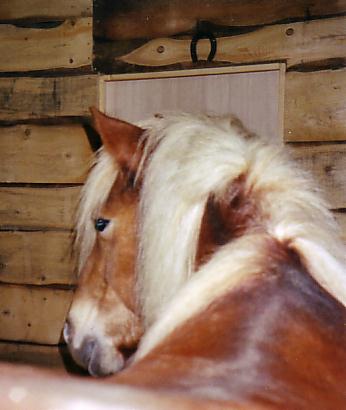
[286,28,294,36]
[157,45,165,54]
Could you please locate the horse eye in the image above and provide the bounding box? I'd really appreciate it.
[95,218,110,232]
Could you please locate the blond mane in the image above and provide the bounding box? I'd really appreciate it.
[75,148,119,274]
[134,112,346,342]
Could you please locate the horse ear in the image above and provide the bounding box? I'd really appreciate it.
[90,107,144,172]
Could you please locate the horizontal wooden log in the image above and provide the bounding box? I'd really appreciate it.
[0,342,82,373]
[0,231,76,286]
[0,342,66,369]
[0,0,92,21]
[96,0,346,40]
[0,19,92,72]
[0,284,72,344]
[291,143,346,209]
[119,16,346,69]
[0,75,97,121]
[0,186,81,230]
[285,69,346,142]
[0,124,92,183]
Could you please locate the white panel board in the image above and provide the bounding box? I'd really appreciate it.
[103,66,284,144]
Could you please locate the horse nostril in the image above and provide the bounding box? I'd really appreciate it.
[80,338,96,366]
[118,344,138,362]
[63,320,72,344]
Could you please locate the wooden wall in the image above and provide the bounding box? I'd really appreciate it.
[0,0,96,369]
[0,0,345,369]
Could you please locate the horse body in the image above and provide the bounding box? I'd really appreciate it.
[113,234,346,409]
[63,110,346,408]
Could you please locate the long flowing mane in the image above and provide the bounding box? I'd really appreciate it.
[75,148,119,274]
[135,113,346,350]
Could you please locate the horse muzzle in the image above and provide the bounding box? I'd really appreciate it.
[63,321,125,376]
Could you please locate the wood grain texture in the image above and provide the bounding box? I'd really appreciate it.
[0,75,97,121]
[0,124,92,183]
[0,342,66,369]
[95,0,346,40]
[0,284,72,344]
[0,19,92,72]
[291,143,346,209]
[0,187,81,230]
[0,231,76,286]
[285,69,346,142]
[0,0,92,21]
[119,16,346,68]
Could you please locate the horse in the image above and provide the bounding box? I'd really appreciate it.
[63,109,144,376]
[63,108,346,408]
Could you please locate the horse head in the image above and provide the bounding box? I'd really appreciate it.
[64,109,144,376]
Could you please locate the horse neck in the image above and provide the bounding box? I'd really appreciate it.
[196,153,346,308]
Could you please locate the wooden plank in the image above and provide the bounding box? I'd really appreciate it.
[0,75,97,121]
[0,186,81,230]
[0,284,72,344]
[102,63,283,82]
[0,124,92,183]
[0,231,76,286]
[290,143,346,209]
[0,19,92,72]
[285,69,346,142]
[0,342,82,373]
[119,17,346,69]
[0,0,92,21]
[94,0,346,40]
[0,342,65,369]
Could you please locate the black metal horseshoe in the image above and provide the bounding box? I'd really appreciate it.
[190,29,217,63]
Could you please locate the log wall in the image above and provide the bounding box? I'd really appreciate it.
[0,0,96,368]
[0,0,345,369]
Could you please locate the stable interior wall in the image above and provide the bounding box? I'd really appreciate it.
[0,0,345,370]
[0,0,95,370]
